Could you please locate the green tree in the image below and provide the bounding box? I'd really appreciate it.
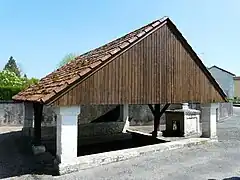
[24,77,39,88]
[0,70,39,100]
[3,56,21,77]
[0,70,24,87]
[58,53,78,68]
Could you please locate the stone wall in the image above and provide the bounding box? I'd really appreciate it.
[218,102,233,120]
[36,122,125,140]
[129,104,183,126]
[0,101,234,127]
[0,101,24,125]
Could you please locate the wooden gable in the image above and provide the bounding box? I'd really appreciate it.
[52,22,226,106]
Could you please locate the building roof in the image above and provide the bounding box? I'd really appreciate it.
[234,76,240,80]
[208,65,236,76]
[13,17,227,104]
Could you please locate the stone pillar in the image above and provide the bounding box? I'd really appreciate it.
[22,102,34,136]
[201,103,218,139]
[120,104,129,133]
[54,106,80,164]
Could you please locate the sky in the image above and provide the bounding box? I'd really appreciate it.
[0,0,240,79]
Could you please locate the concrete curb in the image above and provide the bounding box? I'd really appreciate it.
[58,138,217,175]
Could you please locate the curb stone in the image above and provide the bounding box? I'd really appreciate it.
[58,138,216,175]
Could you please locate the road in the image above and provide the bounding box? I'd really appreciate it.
[3,107,240,180]
[56,108,240,180]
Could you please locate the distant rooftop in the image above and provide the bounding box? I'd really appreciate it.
[234,76,240,80]
[208,65,236,76]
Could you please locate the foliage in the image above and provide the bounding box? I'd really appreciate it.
[0,70,25,87]
[0,86,23,100]
[58,53,78,68]
[228,97,240,104]
[23,77,39,88]
[3,56,21,77]
[0,70,39,100]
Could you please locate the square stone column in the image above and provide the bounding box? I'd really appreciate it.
[22,102,34,136]
[201,103,218,139]
[120,104,129,133]
[53,106,80,164]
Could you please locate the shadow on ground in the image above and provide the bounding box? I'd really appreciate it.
[78,133,168,156]
[209,177,240,180]
[0,131,58,179]
[0,131,168,178]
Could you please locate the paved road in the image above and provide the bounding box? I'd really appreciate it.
[55,108,240,180]
[3,107,240,180]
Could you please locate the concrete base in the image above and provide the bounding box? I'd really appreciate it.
[57,137,217,175]
[32,145,46,155]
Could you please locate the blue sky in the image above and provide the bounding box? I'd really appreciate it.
[0,0,240,78]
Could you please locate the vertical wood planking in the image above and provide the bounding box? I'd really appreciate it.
[53,23,225,106]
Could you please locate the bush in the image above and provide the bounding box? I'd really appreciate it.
[0,70,39,100]
[0,70,25,87]
[0,86,23,100]
[228,97,240,104]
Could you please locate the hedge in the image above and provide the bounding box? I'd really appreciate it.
[0,86,23,100]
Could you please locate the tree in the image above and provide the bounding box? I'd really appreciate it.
[0,70,39,100]
[24,77,39,88]
[0,70,24,87]
[3,56,21,77]
[58,53,78,68]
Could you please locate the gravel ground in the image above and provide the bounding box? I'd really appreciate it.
[2,108,240,180]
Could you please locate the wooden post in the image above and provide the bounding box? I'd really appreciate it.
[153,104,160,133]
[149,104,170,138]
[33,103,43,146]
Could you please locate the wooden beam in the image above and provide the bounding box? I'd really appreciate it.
[152,103,170,137]
[159,103,170,117]
[148,104,155,115]
[33,103,43,146]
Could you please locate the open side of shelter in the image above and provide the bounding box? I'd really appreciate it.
[13,17,226,172]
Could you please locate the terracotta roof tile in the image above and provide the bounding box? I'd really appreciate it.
[119,41,130,49]
[66,75,80,85]
[79,67,92,76]
[40,92,56,103]
[90,60,102,69]
[100,54,111,61]
[144,26,153,32]
[12,17,168,103]
[152,21,161,27]
[109,47,121,55]
[136,31,146,38]
[53,83,68,93]
[128,36,138,43]
[25,94,43,102]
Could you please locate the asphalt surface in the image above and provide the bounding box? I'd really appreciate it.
[2,107,240,180]
[56,107,240,180]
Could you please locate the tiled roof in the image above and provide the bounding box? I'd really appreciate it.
[12,17,169,103]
